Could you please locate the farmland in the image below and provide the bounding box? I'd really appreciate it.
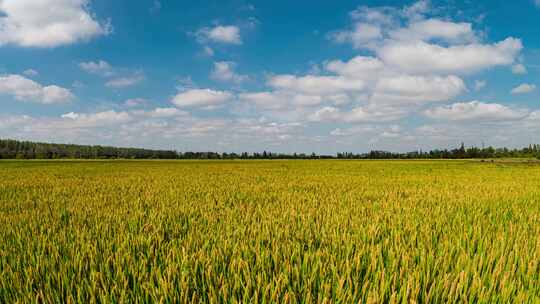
[1,160,540,302]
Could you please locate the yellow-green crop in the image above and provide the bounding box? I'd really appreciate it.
[1,160,540,303]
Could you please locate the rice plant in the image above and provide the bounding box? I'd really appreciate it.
[1,160,540,303]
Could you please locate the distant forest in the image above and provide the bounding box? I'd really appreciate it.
[1,138,540,160]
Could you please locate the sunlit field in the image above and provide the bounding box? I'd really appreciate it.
[1,160,540,302]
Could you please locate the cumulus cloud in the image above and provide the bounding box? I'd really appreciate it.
[377,38,522,74]
[80,60,143,88]
[239,91,333,111]
[239,92,285,110]
[0,0,110,48]
[211,62,248,83]
[331,2,521,75]
[59,108,185,129]
[243,50,466,123]
[0,74,73,104]
[308,105,406,123]
[330,125,377,137]
[197,25,241,44]
[124,98,148,108]
[2,1,535,152]
[346,106,406,122]
[371,75,466,105]
[241,1,523,126]
[424,101,529,122]
[325,56,385,79]
[330,23,383,49]
[511,83,536,94]
[389,19,475,44]
[144,107,188,118]
[240,74,366,119]
[171,89,233,108]
[349,5,396,24]
[79,60,114,77]
[0,107,309,151]
[0,115,32,129]
[511,63,527,74]
[267,75,365,95]
[61,111,132,128]
[402,0,430,20]
[105,72,144,89]
[474,80,487,91]
[22,69,38,77]
[333,2,473,48]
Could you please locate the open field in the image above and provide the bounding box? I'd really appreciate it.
[1,160,540,302]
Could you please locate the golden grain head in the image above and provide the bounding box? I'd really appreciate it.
[1,159,540,303]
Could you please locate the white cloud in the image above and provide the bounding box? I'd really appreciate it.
[349,5,395,24]
[0,74,73,104]
[511,63,527,75]
[239,92,287,110]
[308,105,405,123]
[371,75,466,105]
[402,0,430,20]
[243,28,473,123]
[331,23,382,49]
[105,72,144,89]
[61,110,132,128]
[0,108,305,151]
[22,69,38,77]
[333,3,472,49]
[171,89,233,108]
[239,91,328,111]
[308,106,346,122]
[79,60,114,77]
[511,83,536,94]
[51,108,188,135]
[197,25,241,44]
[211,62,248,83]
[389,19,475,43]
[124,98,148,107]
[204,1,523,132]
[377,38,522,74]
[234,120,302,139]
[41,86,74,103]
[424,101,529,121]
[331,2,521,76]
[3,1,536,152]
[345,106,406,123]
[267,75,365,95]
[374,75,466,102]
[474,80,487,91]
[58,108,188,131]
[325,56,384,79]
[0,115,32,129]
[0,0,110,48]
[144,107,188,118]
[330,125,376,137]
[80,61,143,88]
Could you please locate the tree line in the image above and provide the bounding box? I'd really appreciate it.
[338,143,540,159]
[1,139,540,160]
[0,139,177,159]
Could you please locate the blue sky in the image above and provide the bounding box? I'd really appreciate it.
[0,0,539,153]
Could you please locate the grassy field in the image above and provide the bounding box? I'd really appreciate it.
[1,160,540,303]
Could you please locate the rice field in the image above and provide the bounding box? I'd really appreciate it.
[1,160,540,303]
